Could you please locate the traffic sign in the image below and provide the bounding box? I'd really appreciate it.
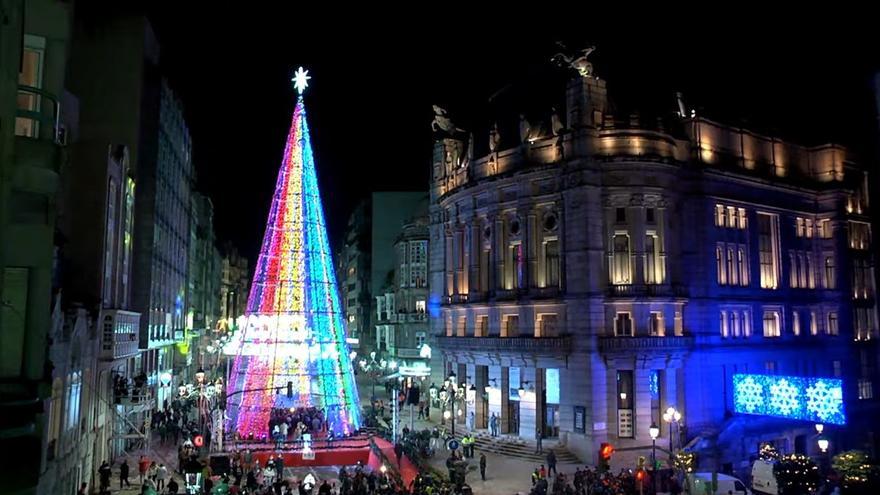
[447,439,460,450]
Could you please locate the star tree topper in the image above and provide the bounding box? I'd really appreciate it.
[292,66,311,95]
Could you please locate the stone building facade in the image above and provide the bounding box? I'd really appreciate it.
[429,62,879,471]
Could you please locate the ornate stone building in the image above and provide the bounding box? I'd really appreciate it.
[429,55,879,471]
[375,208,430,360]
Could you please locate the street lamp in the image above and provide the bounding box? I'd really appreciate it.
[817,435,829,453]
[649,422,660,490]
[815,423,824,434]
[663,407,682,463]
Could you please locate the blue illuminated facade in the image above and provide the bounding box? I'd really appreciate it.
[427,58,880,472]
[733,373,846,425]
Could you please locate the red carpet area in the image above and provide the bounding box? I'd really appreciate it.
[229,436,418,487]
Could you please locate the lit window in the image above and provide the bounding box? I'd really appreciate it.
[720,311,729,338]
[858,379,874,400]
[738,247,749,286]
[758,213,780,289]
[644,234,663,284]
[849,222,871,250]
[827,312,839,336]
[818,219,831,239]
[726,206,736,228]
[810,311,819,336]
[544,239,560,288]
[614,312,633,337]
[824,256,836,289]
[716,246,726,285]
[611,234,632,284]
[715,204,726,227]
[792,311,801,336]
[763,310,781,337]
[415,300,426,313]
[649,312,664,336]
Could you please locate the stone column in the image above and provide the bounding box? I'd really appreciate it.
[535,367,546,440]
[457,363,468,427]
[501,366,510,433]
[475,365,488,429]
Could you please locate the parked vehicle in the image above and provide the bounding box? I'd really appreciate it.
[687,472,750,495]
[750,459,778,495]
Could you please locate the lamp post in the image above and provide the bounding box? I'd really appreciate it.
[358,353,391,418]
[650,422,660,491]
[663,407,682,463]
[442,372,466,437]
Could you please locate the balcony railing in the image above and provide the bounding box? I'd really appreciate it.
[16,85,64,145]
[607,284,687,298]
[597,335,695,353]
[437,334,572,353]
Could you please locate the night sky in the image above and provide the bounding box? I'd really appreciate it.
[147,9,879,262]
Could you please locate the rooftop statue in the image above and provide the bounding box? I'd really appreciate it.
[551,45,596,77]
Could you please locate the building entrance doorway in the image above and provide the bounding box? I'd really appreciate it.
[507,400,520,435]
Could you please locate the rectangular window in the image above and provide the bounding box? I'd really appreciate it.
[544,239,560,288]
[649,312,664,336]
[858,379,874,400]
[509,243,525,289]
[715,204,726,227]
[758,213,780,289]
[726,206,737,228]
[644,234,662,284]
[806,254,815,289]
[727,247,737,286]
[796,217,805,238]
[738,208,748,229]
[742,309,752,337]
[15,35,46,138]
[502,315,518,337]
[810,311,819,336]
[805,218,814,238]
[720,310,729,338]
[763,310,781,337]
[818,219,831,239]
[793,311,801,336]
[65,372,82,430]
[827,312,839,336]
[616,370,634,438]
[479,248,490,293]
[415,332,426,348]
[646,208,655,223]
[415,299,426,313]
[611,234,632,284]
[731,310,742,337]
[616,207,626,223]
[825,256,836,289]
[476,315,489,337]
[457,316,466,337]
[738,247,750,286]
[614,312,633,337]
[849,222,871,250]
[716,245,727,285]
[537,314,558,338]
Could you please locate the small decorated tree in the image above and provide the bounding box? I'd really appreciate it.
[832,450,880,494]
[759,442,781,461]
[673,451,696,473]
[773,454,820,495]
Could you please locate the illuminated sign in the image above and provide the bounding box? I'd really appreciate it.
[733,373,845,425]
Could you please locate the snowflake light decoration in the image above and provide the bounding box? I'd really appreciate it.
[769,378,802,417]
[805,379,845,424]
[733,373,846,425]
[734,375,765,414]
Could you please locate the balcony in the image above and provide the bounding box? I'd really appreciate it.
[99,310,141,361]
[597,335,695,353]
[438,334,573,354]
[606,284,687,298]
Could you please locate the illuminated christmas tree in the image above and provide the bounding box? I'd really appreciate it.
[225,67,360,438]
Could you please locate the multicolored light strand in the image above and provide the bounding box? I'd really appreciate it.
[225,89,361,438]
